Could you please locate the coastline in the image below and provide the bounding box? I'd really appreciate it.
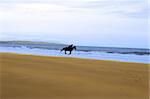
[0,51,149,64]
[0,46,149,64]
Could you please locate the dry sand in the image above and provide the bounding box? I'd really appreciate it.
[0,53,149,99]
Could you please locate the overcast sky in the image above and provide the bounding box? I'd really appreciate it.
[0,0,149,48]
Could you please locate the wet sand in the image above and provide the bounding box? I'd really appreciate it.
[0,53,149,99]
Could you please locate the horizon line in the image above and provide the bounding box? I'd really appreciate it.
[0,40,149,50]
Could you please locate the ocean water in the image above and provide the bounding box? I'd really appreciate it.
[0,46,149,64]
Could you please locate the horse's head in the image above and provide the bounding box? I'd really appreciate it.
[73,46,76,50]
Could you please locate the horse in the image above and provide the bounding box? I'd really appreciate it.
[61,46,76,55]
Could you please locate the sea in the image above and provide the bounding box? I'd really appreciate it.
[0,41,149,64]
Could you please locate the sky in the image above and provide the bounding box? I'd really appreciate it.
[0,0,149,48]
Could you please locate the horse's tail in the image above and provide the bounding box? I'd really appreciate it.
[60,49,63,52]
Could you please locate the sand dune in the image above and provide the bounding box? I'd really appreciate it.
[0,53,149,99]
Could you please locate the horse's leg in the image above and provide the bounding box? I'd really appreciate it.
[65,51,67,54]
[69,51,72,55]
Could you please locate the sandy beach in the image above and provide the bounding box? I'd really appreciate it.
[0,53,149,99]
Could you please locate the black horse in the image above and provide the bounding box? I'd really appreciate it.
[61,46,76,55]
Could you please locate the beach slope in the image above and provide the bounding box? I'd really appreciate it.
[0,53,149,99]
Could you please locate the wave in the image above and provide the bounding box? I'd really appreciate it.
[0,46,149,64]
[0,41,149,56]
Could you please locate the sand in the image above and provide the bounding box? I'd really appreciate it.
[0,53,149,99]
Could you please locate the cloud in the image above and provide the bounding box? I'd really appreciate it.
[65,0,148,18]
[0,0,148,18]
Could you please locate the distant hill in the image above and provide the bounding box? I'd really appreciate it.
[0,41,66,46]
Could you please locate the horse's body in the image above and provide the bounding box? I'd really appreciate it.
[61,46,76,55]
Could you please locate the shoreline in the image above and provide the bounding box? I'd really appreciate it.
[0,52,149,64]
[0,46,149,64]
